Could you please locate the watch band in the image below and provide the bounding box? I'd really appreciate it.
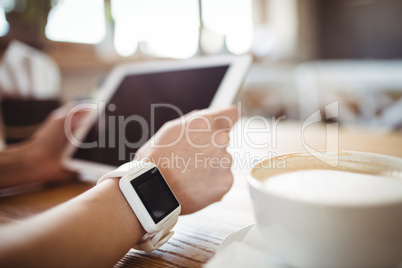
[133,214,177,252]
[97,161,144,185]
[97,161,178,252]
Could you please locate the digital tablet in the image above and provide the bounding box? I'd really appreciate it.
[62,55,251,179]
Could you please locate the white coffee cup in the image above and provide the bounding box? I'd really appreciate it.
[248,151,402,268]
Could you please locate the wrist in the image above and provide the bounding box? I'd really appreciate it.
[97,161,180,252]
[95,178,147,244]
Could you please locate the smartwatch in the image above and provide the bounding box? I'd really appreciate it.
[97,161,181,252]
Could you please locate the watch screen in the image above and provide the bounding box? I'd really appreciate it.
[131,167,179,224]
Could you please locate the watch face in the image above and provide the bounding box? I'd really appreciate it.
[131,167,180,223]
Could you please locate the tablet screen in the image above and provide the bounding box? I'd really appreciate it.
[73,65,229,167]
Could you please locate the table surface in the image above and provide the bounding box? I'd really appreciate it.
[1,120,402,267]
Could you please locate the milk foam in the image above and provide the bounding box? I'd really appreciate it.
[263,169,402,204]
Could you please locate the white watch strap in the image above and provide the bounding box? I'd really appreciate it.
[97,161,178,252]
[134,215,178,252]
[97,161,145,185]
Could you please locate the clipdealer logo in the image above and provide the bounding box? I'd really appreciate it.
[64,102,187,160]
[301,101,339,167]
[64,101,340,168]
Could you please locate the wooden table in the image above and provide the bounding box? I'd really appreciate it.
[1,120,402,267]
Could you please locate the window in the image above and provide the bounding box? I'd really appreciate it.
[112,0,199,59]
[201,0,253,55]
[46,0,106,44]
[42,0,254,59]
[0,6,9,36]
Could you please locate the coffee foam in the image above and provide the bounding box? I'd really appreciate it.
[263,169,402,205]
[252,153,402,181]
[251,152,402,205]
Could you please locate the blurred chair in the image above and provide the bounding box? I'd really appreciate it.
[240,63,298,119]
[295,61,402,130]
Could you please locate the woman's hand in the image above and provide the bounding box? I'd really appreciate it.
[0,104,87,189]
[135,106,239,215]
[25,104,88,183]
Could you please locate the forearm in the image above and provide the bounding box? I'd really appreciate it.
[0,179,145,268]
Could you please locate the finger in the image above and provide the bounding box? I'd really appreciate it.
[213,171,234,201]
[163,109,199,130]
[220,151,233,169]
[186,106,240,129]
[32,102,90,146]
[213,130,230,148]
[39,102,80,131]
[182,109,200,120]
[210,106,240,129]
[57,102,92,131]
[32,105,66,139]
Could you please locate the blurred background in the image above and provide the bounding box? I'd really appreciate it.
[0,0,401,131]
